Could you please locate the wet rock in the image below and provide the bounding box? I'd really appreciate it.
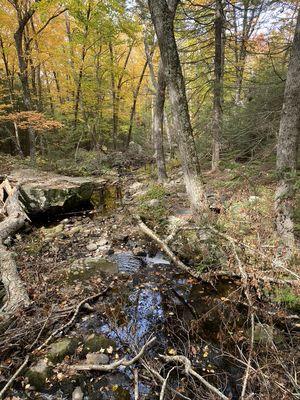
[83,334,116,354]
[83,257,118,274]
[26,358,51,391]
[86,352,109,365]
[47,338,78,362]
[72,386,84,400]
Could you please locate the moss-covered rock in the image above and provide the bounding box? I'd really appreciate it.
[83,334,116,355]
[47,337,78,362]
[26,358,51,391]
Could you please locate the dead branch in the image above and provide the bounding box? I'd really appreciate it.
[72,336,156,371]
[0,286,113,399]
[136,216,201,279]
[0,179,30,314]
[35,284,114,352]
[0,355,29,399]
[136,216,298,287]
[140,359,192,400]
[134,368,139,400]
[159,366,176,400]
[160,354,229,400]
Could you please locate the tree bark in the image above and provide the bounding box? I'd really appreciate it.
[211,0,225,171]
[14,10,36,163]
[0,34,24,157]
[127,60,148,147]
[153,61,168,182]
[109,41,134,150]
[275,10,300,249]
[148,0,208,212]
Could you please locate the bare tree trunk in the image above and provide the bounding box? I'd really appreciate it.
[74,3,91,128]
[275,10,300,249]
[0,34,24,157]
[109,42,118,149]
[211,0,225,171]
[14,9,36,163]
[127,60,148,147]
[109,41,134,150]
[148,0,208,212]
[153,61,168,181]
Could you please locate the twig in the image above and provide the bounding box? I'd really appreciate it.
[160,354,229,400]
[72,336,156,371]
[160,366,176,400]
[35,284,113,352]
[241,313,254,399]
[134,368,139,400]
[141,360,192,400]
[0,355,29,399]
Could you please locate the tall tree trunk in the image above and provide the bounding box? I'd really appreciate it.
[275,10,300,249]
[14,27,36,163]
[74,3,91,128]
[109,42,118,149]
[148,0,208,212]
[127,60,148,147]
[0,34,23,157]
[211,0,225,171]
[153,61,168,181]
[109,41,134,150]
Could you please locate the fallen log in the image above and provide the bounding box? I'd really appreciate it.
[0,179,30,314]
[136,216,299,287]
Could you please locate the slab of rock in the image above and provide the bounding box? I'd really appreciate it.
[8,169,106,214]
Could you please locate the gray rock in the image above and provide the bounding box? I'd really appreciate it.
[96,237,109,246]
[8,169,106,214]
[86,352,109,365]
[72,386,84,400]
[86,243,98,251]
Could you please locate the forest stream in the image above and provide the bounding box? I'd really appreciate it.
[3,181,295,400]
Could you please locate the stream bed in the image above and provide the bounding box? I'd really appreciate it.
[10,248,247,400]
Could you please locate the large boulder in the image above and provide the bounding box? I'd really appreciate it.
[8,169,106,214]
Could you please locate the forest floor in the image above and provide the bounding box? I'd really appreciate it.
[0,154,299,400]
